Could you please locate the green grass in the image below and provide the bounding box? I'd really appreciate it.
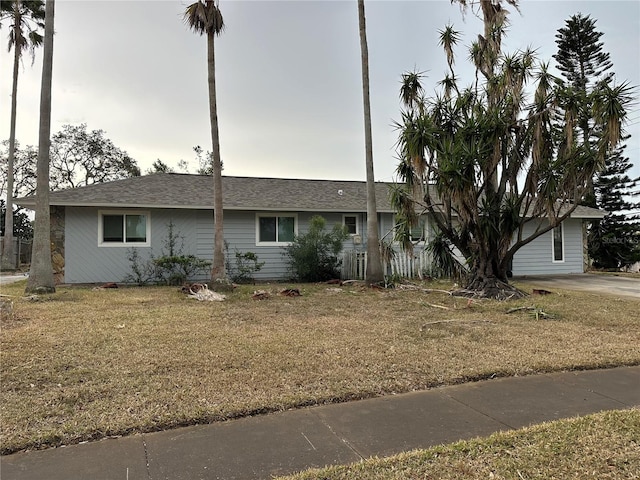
[1,279,639,454]
[277,409,640,479]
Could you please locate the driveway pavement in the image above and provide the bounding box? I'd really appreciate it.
[515,273,640,299]
[0,273,28,287]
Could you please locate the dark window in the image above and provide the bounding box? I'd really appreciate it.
[344,216,357,235]
[258,215,296,244]
[101,213,148,245]
[553,224,563,262]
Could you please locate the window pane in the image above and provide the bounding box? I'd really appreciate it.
[103,215,123,242]
[410,219,425,241]
[553,225,563,261]
[344,216,357,235]
[259,217,276,242]
[278,217,295,242]
[126,215,147,243]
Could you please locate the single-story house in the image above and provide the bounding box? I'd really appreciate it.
[16,173,605,284]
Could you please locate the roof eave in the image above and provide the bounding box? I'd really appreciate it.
[15,200,395,214]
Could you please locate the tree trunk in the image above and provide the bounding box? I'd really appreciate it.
[207,30,228,288]
[1,7,21,270]
[358,0,384,285]
[26,0,55,294]
[458,249,525,299]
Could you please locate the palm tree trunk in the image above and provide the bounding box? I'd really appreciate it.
[1,8,21,270]
[207,29,226,283]
[358,0,384,284]
[26,0,55,294]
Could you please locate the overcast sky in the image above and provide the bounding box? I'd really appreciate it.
[1,0,639,184]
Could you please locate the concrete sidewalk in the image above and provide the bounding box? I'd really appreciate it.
[2,366,639,480]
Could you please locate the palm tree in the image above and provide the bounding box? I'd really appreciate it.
[357,0,384,285]
[25,0,54,294]
[1,0,45,270]
[184,0,228,287]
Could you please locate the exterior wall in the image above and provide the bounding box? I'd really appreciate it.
[343,215,585,279]
[65,205,582,283]
[65,207,204,284]
[512,218,584,275]
[64,207,394,283]
[227,211,378,281]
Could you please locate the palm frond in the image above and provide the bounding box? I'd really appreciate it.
[184,0,224,36]
[400,71,425,109]
[438,24,460,69]
[426,232,468,280]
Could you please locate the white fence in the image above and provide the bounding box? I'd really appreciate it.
[341,249,432,280]
[341,251,367,280]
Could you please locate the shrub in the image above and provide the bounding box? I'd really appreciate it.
[154,255,211,286]
[124,248,158,286]
[231,250,264,284]
[125,221,210,285]
[285,215,348,282]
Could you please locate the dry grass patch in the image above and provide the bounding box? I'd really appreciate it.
[1,280,639,454]
[279,409,640,479]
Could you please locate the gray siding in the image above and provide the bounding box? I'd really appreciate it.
[226,210,289,280]
[229,211,362,281]
[512,218,584,275]
[64,208,397,283]
[65,207,205,284]
[64,206,583,283]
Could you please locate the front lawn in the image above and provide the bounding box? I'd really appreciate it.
[1,280,638,454]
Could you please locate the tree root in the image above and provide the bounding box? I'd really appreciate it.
[453,277,528,300]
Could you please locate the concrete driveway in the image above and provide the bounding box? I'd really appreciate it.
[0,273,28,286]
[515,274,640,300]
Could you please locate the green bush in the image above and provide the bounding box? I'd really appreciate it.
[153,255,211,286]
[285,215,348,282]
[125,248,158,286]
[125,221,210,285]
[232,251,264,284]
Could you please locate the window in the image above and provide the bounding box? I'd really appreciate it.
[343,215,358,235]
[256,214,297,245]
[552,224,564,262]
[99,211,150,246]
[410,217,427,242]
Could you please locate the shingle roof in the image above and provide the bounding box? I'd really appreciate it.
[16,174,397,212]
[16,173,605,218]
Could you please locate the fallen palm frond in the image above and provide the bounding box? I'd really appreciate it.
[187,284,226,301]
[420,319,493,330]
[252,290,270,300]
[420,302,451,310]
[396,282,453,295]
[506,306,555,320]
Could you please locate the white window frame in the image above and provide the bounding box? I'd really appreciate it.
[552,223,565,263]
[342,214,359,236]
[98,210,151,247]
[255,213,298,246]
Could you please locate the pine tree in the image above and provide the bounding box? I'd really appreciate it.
[554,13,639,269]
[554,13,613,207]
[554,13,613,90]
[588,143,640,269]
